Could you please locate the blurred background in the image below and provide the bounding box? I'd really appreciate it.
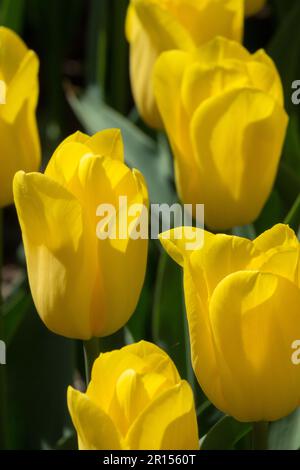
[1,0,300,450]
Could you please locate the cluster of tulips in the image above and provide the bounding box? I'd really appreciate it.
[0,0,300,451]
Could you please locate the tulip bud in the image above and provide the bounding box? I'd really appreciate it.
[68,341,199,449]
[153,37,288,230]
[0,27,40,207]
[160,224,300,422]
[13,130,148,339]
[126,0,244,128]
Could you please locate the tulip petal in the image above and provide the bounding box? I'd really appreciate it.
[153,49,191,154]
[45,142,92,193]
[253,224,299,251]
[209,270,300,421]
[133,0,194,51]
[45,130,124,190]
[54,129,124,161]
[169,0,244,45]
[181,234,257,406]
[126,381,199,450]
[0,50,39,123]
[0,101,40,207]
[189,233,256,296]
[13,171,98,339]
[183,259,223,408]
[0,27,28,82]
[248,50,284,106]
[191,87,288,229]
[67,387,122,450]
[86,129,124,161]
[253,248,300,287]
[182,60,250,117]
[194,35,250,64]
[88,341,179,412]
[159,227,208,267]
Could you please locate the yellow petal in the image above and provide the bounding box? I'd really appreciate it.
[183,259,223,408]
[153,49,191,154]
[45,129,124,189]
[159,227,208,267]
[45,141,92,193]
[109,368,150,437]
[194,35,250,65]
[253,248,300,287]
[13,171,98,339]
[86,129,124,161]
[126,340,180,383]
[189,233,256,296]
[87,341,179,412]
[182,60,250,117]
[128,20,162,128]
[248,49,284,106]
[125,4,137,42]
[170,0,244,45]
[67,387,122,450]
[0,101,40,207]
[0,27,28,82]
[126,381,199,450]
[254,224,299,251]
[209,270,300,421]
[133,0,194,51]
[191,88,288,229]
[181,234,257,406]
[0,50,39,123]
[80,157,148,336]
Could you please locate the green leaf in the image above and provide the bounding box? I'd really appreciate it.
[197,402,224,439]
[67,86,177,206]
[7,304,75,449]
[0,0,25,32]
[269,408,300,450]
[152,251,189,380]
[232,224,256,240]
[201,416,252,450]
[271,0,298,18]
[55,429,77,450]
[3,282,32,346]
[127,240,159,342]
[284,193,300,232]
[255,190,285,235]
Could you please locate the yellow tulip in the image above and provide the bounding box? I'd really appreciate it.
[13,129,148,339]
[126,0,244,128]
[245,0,266,16]
[0,27,40,208]
[153,37,288,230]
[159,224,300,422]
[68,341,199,450]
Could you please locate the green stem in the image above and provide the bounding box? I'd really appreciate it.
[83,338,100,386]
[0,209,8,449]
[252,422,268,450]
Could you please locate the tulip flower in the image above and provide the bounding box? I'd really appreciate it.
[126,0,244,128]
[159,224,300,422]
[0,27,40,208]
[153,37,288,230]
[245,0,266,16]
[68,341,199,450]
[13,129,148,339]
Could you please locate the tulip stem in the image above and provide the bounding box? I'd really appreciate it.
[83,338,100,386]
[252,422,268,450]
